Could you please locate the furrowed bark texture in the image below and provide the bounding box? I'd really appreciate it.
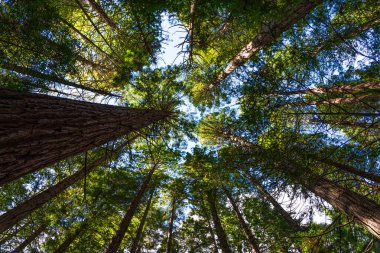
[130,190,154,253]
[206,190,232,253]
[223,188,261,253]
[105,163,157,253]
[209,0,321,90]
[0,141,127,233]
[11,224,46,253]
[0,89,169,186]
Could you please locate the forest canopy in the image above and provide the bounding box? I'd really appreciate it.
[0,0,380,252]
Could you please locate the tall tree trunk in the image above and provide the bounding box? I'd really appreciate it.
[188,0,196,65]
[304,175,380,240]
[218,130,380,238]
[206,189,232,253]
[0,89,169,186]
[223,187,261,253]
[80,0,118,29]
[11,224,46,253]
[305,118,378,129]
[275,82,380,96]
[105,163,158,253]
[241,170,302,231]
[54,223,87,253]
[289,93,380,106]
[0,61,119,97]
[209,0,321,91]
[0,140,129,233]
[166,194,177,253]
[130,190,155,253]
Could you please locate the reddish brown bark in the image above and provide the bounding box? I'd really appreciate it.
[0,89,169,186]
[105,163,158,253]
[130,190,154,253]
[223,188,261,253]
[209,0,321,91]
[0,141,129,233]
[11,224,46,253]
[206,189,232,253]
[81,0,118,29]
[166,194,177,253]
[289,93,380,106]
[188,0,196,65]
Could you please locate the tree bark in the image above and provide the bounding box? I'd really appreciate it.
[166,194,177,253]
[0,61,119,97]
[0,89,169,186]
[275,82,380,96]
[305,175,380,240]
[0,140,129,233]
[54,223,86,253]
[105,163,158,253]
[80,0,118,29]
[289,93,380,106]
[209,0,321,91]
[223,187,261,253]
[11,224,46,253]
[241,171,302,231]
[188,0,196,65]
[206,189,232,253]
[130,190,154,253]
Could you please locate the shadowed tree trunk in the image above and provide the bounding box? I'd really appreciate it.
[0,89,169,186]
[11,224,46,253]
[275,82,380,96]
[206,189,232,253]
[54,223,87,253]
[241,170,302,231]
[0,61,118,97]
[80,0,117,29]
[130,190,155,253]
[105,163,158,253]
[223,187,261,253]
[0,140,130,233]
[209,0,321,91]
[288,93,380,106]
[188,0,196,65]
[166,194,177,253]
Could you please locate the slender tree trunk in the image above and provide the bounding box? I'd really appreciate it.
[188,0,196,65]
[305,175,380,240]
[0,140,129,233]
[310,156,380,184]
[223,187,261,253]
[241,171,302,231]
[166,194,177,253]
[80,0,118,29]
[275,82,380,96]
[105,163,158,253]
[0,89,169,186]
[290,93,380,106]
[209,0,321,91]
[0,221,31,245]
[130,190,154,253]
[0,61,119,97]
[305,118,378,128]
[54,223,87,253]
[216,14,233,38]
[11,224,46,253]
[206,189,232,253]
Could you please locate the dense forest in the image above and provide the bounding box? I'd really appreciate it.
[0,0,379,252]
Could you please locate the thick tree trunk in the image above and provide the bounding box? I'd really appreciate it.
[81,0,118,29]
[306,176,380,240]
[0,89,169,186]
[209,0,321,90]
[105,163,158,253]
[242,171,302,231]
[275,82,380,96]
[0,61,118,97]
[11,224,46,253]
[223,188,261,253]
[206,189,232,253]
[166,194,177,253]
[130,190,154,253]
[0,141,128,233]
